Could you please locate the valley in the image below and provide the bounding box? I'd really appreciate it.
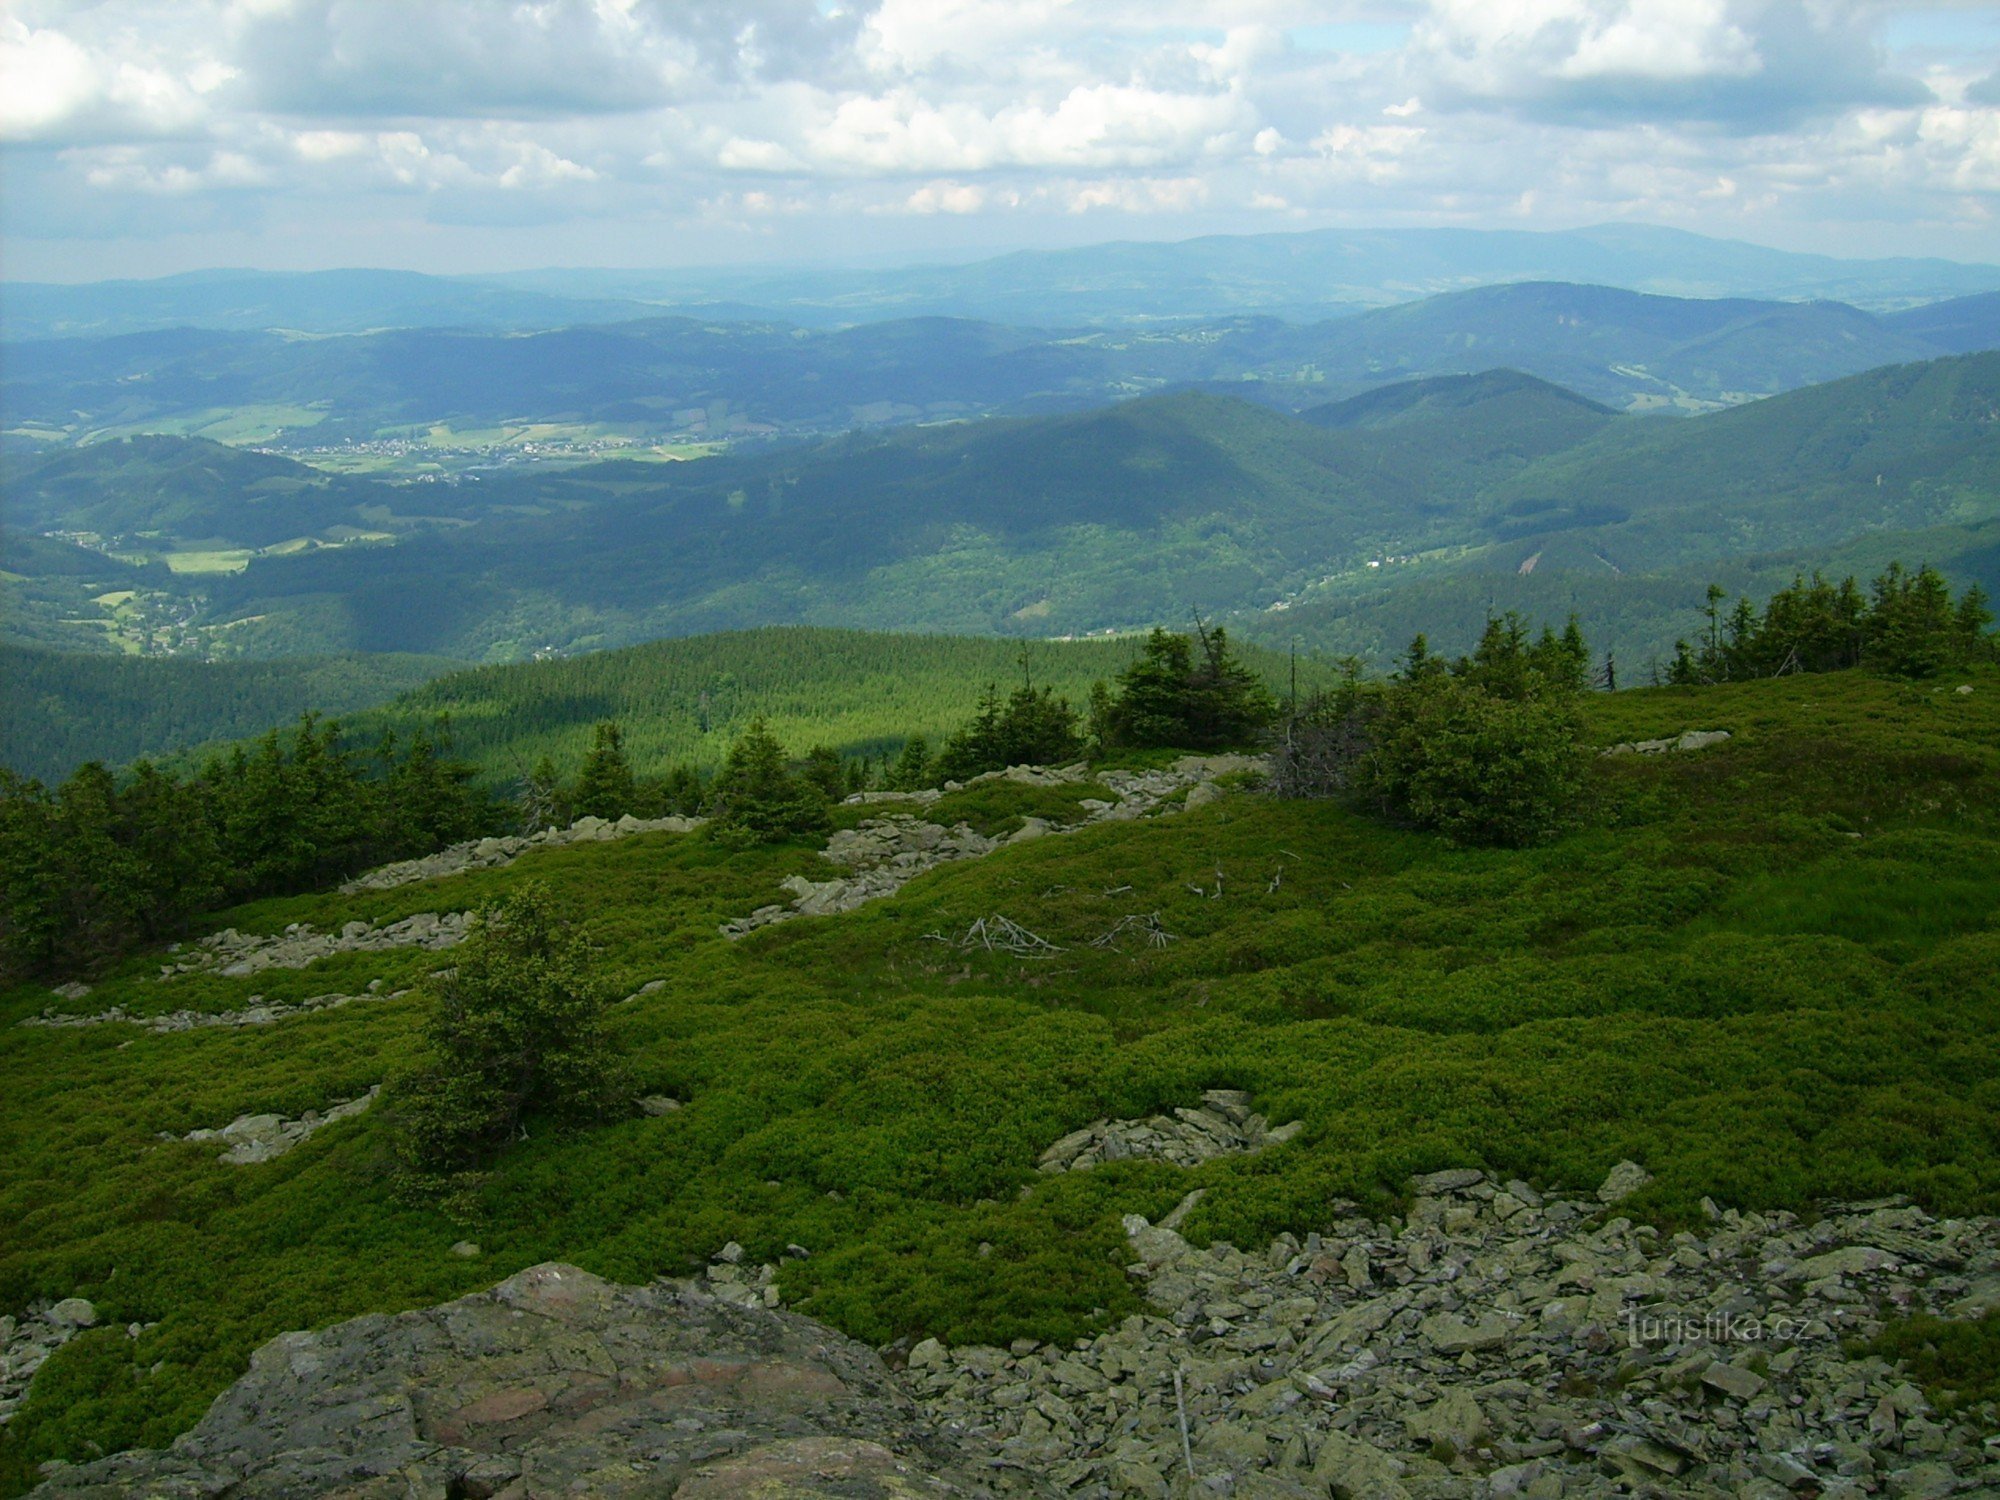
[7,350,1998,696]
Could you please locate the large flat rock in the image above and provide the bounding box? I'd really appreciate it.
[31,1264,1025,1499]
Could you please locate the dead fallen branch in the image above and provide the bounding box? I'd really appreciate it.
[1089,912,1178,950]
[924,914,1066,957]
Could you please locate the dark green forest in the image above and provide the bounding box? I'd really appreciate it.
[0,646,457,782]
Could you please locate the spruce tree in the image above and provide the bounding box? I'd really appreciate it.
[393,883,620,1191]
[708,718,830,845]
[888,734,934,791]
[573,721,636,820]
[1101,627,1276,750]
[801,745,847,803]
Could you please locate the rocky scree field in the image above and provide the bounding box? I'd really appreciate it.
[1,666,1999,1494]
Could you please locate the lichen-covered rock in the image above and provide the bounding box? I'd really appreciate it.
[20,987,406,1033]
[899,1175,2000,1497]
[726,756,1268,939]
[1,1302,121,1428]
[157,911,475,980]
[1602,728,1732,756]
[340,814,706,894]
[166,1086,381,1165]
[1037,1089,1303,1173]
[29,1264,1028,1498]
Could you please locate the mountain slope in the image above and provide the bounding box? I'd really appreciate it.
[182,391,1434,651]
[6,663,2000,1498]
[1298,370,1618,500]
[1477,351,2000,564]
[1251,353,2000,669]
[3,435,402,546]
[347,627,1316,785]
[1274,283,1947,410]
[11,355,1999,670]
[1302,368,1615,430]
[1882,291,2000,354]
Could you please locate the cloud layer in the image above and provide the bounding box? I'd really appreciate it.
[2,0,1996,276]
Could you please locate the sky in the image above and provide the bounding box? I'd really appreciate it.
[2,0,1998,281]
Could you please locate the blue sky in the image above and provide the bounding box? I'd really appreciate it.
[3,0,1997,280]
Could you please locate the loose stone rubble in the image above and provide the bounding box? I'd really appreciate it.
[19,986,408,1032]
[1603,729,1732,756]
[341,812,706,893]
[1039,1089,1305,1173]
[700,1239,802,1311]
[18,1175,2000,1496]
[723,755,1264,938]
[30,1263,1012,1499]
[897,1165,2000,1498]
[1,1300,103,1428]
[164,1086,382,1165]
[158,910,474,979]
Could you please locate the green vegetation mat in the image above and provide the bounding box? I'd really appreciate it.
[3,664,1998,1491]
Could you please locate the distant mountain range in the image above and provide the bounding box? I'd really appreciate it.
[8,351,1997,673]
[489,223,2000,325]
[0,268,657,341]
[6,284,1995,458]
[10,224,1997,340]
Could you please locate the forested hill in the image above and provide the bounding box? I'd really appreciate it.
[4,434,400,547]
[193,352,2000,655]
[10,353,2000,674]
[174,391,1434,653]
[1473,349,2000,563]
[2,627,1318,786]
[345,627,1319,785]
[0,646,460,783]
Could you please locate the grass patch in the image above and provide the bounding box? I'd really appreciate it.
[925,780,1113,838]
[160,549,255,575]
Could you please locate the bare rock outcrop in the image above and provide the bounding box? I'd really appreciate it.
[20,987,407,1033]
[340,813,707,894]
[724,755,1267,939]
[164,1086,382,1165]
[29,1263,1026,1499]
[903,1169,2000,1497]
[1603,729,1732,756]
[1038,1089,1305,1173]
[20,1184,2000,1497]
[1,1301,105,1429]
[158,912,474,979]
